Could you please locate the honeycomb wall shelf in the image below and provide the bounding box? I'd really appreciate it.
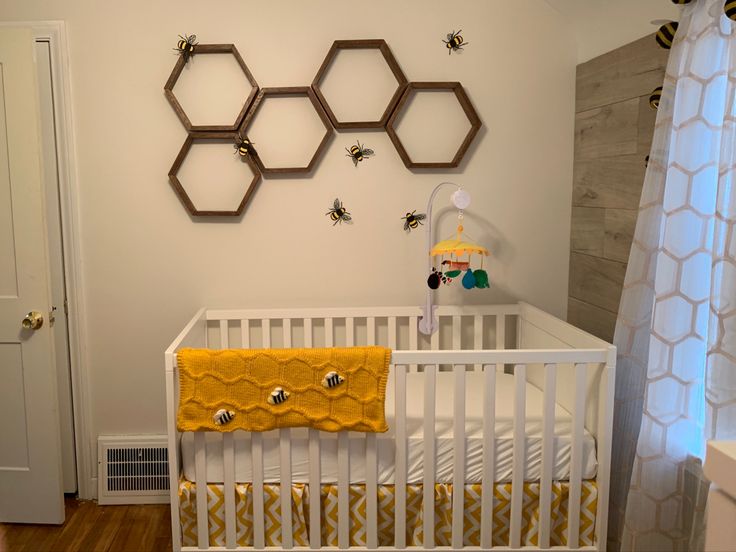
[164,44,259,132]
[312,39,408,130]
[386,81,482,169]
[168,134,262,217]
[238,87,333,175]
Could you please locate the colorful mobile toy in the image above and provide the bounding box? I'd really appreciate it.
[428,221,489,290]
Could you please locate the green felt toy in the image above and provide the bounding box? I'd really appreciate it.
[473,269,490,289]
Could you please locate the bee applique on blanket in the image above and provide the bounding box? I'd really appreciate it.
[176,346,391,433]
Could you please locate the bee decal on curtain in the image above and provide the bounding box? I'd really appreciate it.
[649,87,662,110]
[213,409,235,426]
[174,34,198,62]
[402,210,427,233]
[443,30,469,54]
[655,22,678,49]
[268,387,290,405]
[322,371,345,389]
[234,135,255,157]
[346,140,374,166]
[326,198,352,225]
[726,0,736,21]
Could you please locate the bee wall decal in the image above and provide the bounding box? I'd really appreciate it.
[234,135,255,157]
[443,30,469,54]
[402,210,427,233]
[268,387,290,405]
[326,198,352,225]
[174,34,198,62]
[322,371,345,389]
[346,140,374,166]
[213,409,235,426]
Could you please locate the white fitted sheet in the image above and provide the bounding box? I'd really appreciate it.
[181,371,597,484]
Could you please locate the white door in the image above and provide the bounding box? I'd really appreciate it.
[0,28,65,524]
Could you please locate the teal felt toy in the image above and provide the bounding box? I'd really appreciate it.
[462,269,476,289]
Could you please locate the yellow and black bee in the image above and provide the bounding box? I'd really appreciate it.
[268,387,290,405]
[726,0,736,21]
[326,198,352,226]
[213,409,235,426]
[443,30,469,55]
[402,210,427,233]
[649,87,662,110]
[345,140,374,166]
[174,34,198,62]
[322,371,345,389]
[645,155,650,168]
[234,135,255,157]
[655,22,678,49]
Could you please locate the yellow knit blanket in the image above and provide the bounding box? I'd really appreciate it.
[177,346,391,433]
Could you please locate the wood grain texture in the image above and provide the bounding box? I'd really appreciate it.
[576,33,669,113]
[604,209,638,263]
[571,206,605,256]
[572,154,646,209]
[575,98,640,160]
[0,497,172,552]
[568,252,627,314]
[567,297,617,343]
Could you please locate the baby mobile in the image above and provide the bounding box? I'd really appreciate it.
[427,211,490,290]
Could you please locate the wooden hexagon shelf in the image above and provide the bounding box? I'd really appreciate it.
[168,134,262,216]
[164,44,259,132]
[238,87,332,175]
[312,39,408,130]
[386,82,481,169]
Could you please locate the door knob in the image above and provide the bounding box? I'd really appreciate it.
[21,311,44,330]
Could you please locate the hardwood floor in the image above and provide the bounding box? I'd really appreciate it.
[0,497,172,552]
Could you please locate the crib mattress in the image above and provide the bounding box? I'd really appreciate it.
[181,372,598,484]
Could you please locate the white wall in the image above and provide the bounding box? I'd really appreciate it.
[1,0,576,487]
[545,0,680,63]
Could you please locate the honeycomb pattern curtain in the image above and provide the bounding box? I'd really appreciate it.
[610,0,736,550]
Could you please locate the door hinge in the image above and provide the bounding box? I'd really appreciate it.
[63,298,69,315]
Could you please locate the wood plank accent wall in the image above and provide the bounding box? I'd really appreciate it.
[568,34,669,342]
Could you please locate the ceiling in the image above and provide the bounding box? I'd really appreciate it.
[545,0,680,63]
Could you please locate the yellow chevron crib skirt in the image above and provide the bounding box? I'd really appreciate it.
[178,478,597,548]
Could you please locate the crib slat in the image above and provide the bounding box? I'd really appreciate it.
[240,319,250,348]
[409,316,418,371]
[474,315,483,372]
[496,314,506,349]
[346,317,354,346]
[509,364,526,548]
[480,365,496,549]
[252,433,265,549]
[452,365,466,549]
[326,318,334,347]
[194,432,209,549]
[366,316,378,550]
[337,432,350,549]
[395,365,407,549]
[223,433,236,549]
[388,317,397,349]
[280,430,293,549]
[423,363,437,549]
[262,319,271,348]
[567,363,587,549]
[220,319,229,348]
[539,363,557,549]
[280,319,294,548]
[308,429,321,549]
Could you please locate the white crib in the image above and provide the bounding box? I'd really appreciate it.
[164,302,615,551]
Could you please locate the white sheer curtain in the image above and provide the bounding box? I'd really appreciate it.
[610,1,736,550]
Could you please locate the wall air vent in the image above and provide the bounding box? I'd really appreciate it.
[97,435,170,504]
